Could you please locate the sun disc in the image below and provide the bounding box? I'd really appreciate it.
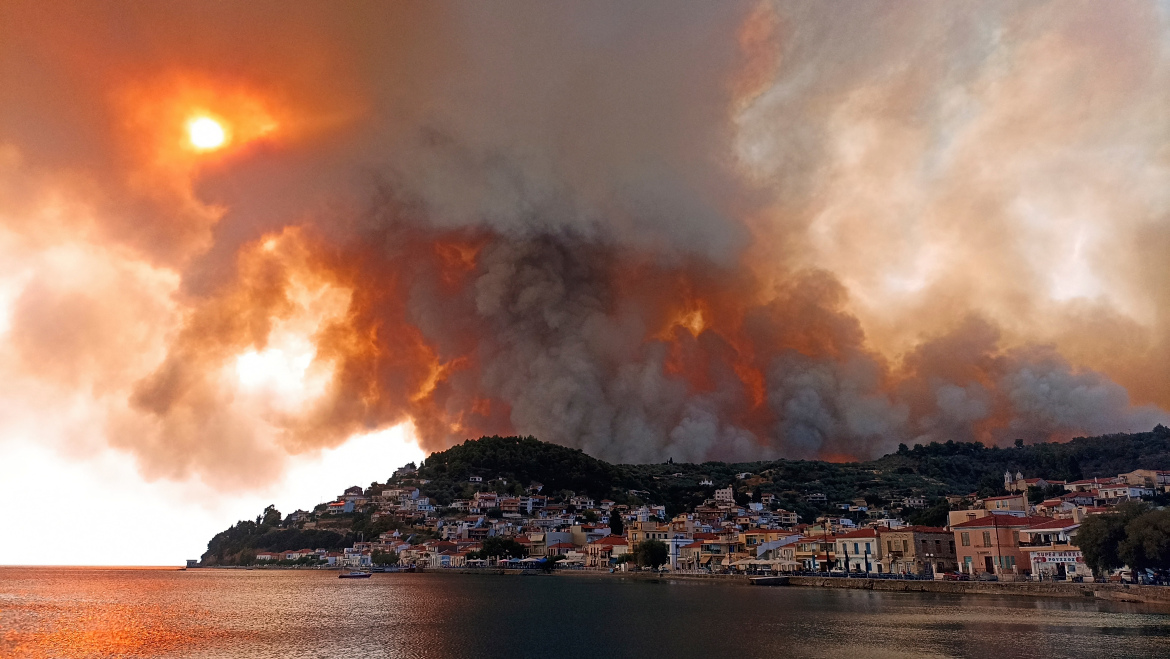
[187,117,226,150]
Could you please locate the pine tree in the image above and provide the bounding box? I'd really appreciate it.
[608,508,624,536]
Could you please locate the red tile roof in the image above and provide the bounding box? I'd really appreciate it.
[590,535,628,546]
[1023,518,1080,531]
[950,515,1049,529]
[835,528,878,539]
[881,526,949,534]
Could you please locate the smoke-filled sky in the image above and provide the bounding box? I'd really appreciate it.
[3,1,1170,563]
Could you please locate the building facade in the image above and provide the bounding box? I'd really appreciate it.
[952,515,1048,577]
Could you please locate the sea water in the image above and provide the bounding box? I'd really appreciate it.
[2,567,1167,658]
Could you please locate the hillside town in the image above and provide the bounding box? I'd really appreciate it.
[247,465,1170,583]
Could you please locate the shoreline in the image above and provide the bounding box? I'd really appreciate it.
[179,565,1170,607]
[784,575,1170,605]
[429,567,1170,606]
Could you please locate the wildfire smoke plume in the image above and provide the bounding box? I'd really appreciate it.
[1,1,1168,488]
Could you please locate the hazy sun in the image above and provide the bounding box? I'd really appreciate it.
[187,117,226,150]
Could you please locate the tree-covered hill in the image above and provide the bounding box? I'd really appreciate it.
[873,425,1170,495]
[199,425,1170,564]
[409,427,1170,517]
[200,505,353,565]
[417,435,620,501]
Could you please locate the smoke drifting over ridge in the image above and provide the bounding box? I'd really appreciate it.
[1,2,1169,487]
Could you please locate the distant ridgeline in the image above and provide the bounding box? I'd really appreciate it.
[200,426,1170,565]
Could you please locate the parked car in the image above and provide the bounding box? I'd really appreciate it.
[975,572,999,582]
[942,572,970,581]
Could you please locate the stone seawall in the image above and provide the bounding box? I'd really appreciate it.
[428,569,1170,605]
[786,576,1170,605]
[435,568,745,582]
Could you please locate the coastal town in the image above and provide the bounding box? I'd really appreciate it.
[228,462,1170,584]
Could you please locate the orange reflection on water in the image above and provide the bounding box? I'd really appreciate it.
[1,567,226,659]
[8,605,193,658]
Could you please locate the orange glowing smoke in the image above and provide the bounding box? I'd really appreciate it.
[6,0,1168,482]
[118,76,281,166]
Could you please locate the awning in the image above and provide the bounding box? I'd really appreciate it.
[732,558,797,568]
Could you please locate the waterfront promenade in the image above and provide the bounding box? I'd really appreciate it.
[428,565,1170,605]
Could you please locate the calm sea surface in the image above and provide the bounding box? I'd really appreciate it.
[2,567,1168,659]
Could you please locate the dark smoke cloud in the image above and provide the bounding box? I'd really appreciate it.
[1,1,1168,488]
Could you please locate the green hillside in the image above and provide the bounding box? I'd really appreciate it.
[413,427,1170,518]
[200,425,1170,564]
[417,435,619,501]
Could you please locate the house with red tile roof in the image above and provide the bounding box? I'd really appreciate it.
[677,540,704,571]
[546,542,576,556]
[585,535,629,567]
[952,515,1050,577]
[1059,491,1096,507]
[794,535,836,571]
[1064,478,1113,492]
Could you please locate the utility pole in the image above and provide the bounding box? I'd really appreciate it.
[993,514,1001,578]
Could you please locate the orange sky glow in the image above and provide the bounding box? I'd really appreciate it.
[2,2,1170,564]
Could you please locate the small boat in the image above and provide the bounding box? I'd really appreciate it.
[338,571,372,579]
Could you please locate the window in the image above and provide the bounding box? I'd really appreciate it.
[887,541,894,552]
[983,531,992,547]
[853,543,859,554]
[961,533,970,547]
[865,543,871,553]
[902,540,908,552]
[949,541,955,552]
